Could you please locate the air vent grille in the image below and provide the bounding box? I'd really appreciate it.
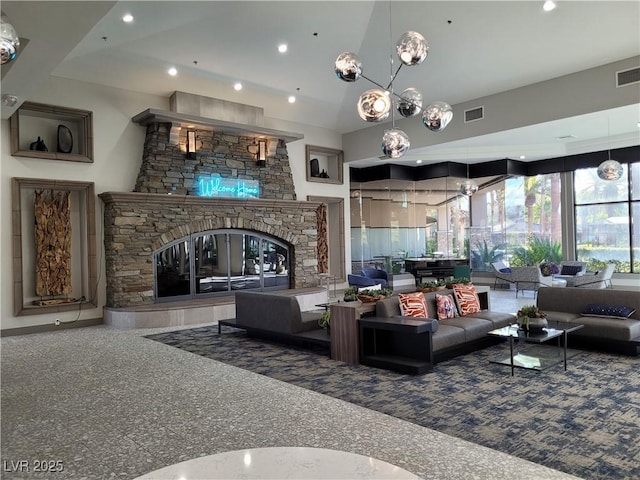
[617,67,640,87]
[464,106,484,123]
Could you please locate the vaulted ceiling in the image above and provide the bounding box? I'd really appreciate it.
[2,1,639,166]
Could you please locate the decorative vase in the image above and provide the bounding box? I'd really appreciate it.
[528,316,548,333]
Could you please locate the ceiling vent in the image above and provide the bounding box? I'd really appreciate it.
[616,67,640,87]
[464,106,484,123]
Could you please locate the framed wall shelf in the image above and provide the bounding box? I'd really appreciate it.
[306,145,343,184]
[9,101,94,163]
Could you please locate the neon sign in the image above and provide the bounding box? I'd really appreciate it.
[197,176,259,199]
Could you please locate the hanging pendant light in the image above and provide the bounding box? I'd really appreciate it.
[334,13,452,159]
[0,13,20,65]
[459,179,479,196]
[459,161,478,196]
[357,89,391,122]
[597,118,623,181]
[597,159,623,181]
[382,128,410,158]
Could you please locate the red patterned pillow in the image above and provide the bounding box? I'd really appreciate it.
[398,292,428,318]
[452,284,481,315]
[435,293,459,320]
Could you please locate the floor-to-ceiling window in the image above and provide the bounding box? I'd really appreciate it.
[469,173,562,271]
[574,162,639,273]
[155,229,290,300]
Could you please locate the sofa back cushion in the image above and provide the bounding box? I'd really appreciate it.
[537,287,640,320]
[235,291,302,334]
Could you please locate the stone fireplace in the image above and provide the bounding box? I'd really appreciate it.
[100,93,327,313]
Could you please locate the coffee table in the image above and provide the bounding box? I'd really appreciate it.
[487,323,584,376]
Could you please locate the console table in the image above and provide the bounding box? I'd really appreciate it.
[359,317,435,374]
[330,302,376,364]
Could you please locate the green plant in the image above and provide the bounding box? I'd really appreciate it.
[511,236,562,266]
[318,310,330,329]
[343,286,357,302]
[471,241,505,269]
[446,277,471,286]
[517,305,545,318]
[418,280,445,289]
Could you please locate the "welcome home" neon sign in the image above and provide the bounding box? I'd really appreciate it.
[196,176,259,199]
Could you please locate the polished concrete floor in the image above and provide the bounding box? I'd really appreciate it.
[1,289,579,479]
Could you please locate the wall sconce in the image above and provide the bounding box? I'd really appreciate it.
[186,130,196,159]
[257,140,267,167]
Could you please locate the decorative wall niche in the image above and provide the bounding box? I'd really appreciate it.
[12,178,97,316]
[306,145,343,184]
[9,102,94,163]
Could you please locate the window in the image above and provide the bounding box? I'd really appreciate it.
[154,230,290,300]
[469,173,562,270]
[574,163,638,273]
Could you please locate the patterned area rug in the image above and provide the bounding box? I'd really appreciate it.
[146,326,640,480]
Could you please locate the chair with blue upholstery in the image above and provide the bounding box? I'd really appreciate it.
[361,268,388,287]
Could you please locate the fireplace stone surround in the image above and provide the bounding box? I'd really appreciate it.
[100,93,327,324]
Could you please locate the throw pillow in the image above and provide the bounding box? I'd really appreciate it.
[398,292,428,318]
[561,265,583,276]
[581,303,636,319]
[499,267,512,273]
[435,293,459,320]
[452,283,481,315]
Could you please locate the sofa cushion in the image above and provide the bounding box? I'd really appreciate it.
[436,293,459,320]
[574,316,640,341]
[581,303,636,319]
[452,284,481,315]
[439,317,494,341]
[466,310,515,329]
[432,324,466,352]
[542,310,583,324]
[398,292,428,318]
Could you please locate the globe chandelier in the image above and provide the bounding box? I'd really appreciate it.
[597,118,623,181]
[334,30,453,159]
[0,13,20,65]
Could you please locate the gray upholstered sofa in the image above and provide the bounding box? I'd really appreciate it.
[375,289,515,362]
[218,291,328,347]
[536,287,640,355]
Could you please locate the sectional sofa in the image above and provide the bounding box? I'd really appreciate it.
[375,289,515,363]
[536,287,640,355]
[218,291,329,347]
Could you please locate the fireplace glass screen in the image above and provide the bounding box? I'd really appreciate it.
[154,229,290,300]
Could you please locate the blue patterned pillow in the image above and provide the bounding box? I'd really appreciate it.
[581,304,635,319]
[499,267,512,273]
[561,265,582,275]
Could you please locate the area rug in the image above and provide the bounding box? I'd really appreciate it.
[146,326,640,480]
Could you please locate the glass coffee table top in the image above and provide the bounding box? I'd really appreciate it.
[488,324,583,374]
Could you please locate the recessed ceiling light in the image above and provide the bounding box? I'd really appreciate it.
[416,160,423,164]
[520,155,526,160]
[234,82,242,91]
[278,44,288,53]
[168,67,177,76]
[542,0,557,12]
[122,13,134,23]
[288,96,296,103]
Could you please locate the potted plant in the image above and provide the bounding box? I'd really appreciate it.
[318,310,331,334]
[516,304,548,333]
[343,286,358,302]
[357,287,393,303]
[418,280,445,292]
[445,277,471,288]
